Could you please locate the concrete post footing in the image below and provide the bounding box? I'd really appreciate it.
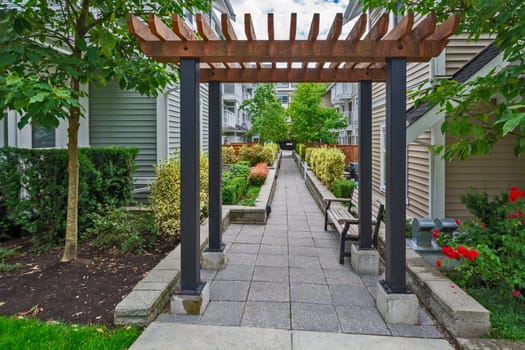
[376,280,418,325]
[350,245,379,275]
[171,282,210,315]
[201,250,228,270]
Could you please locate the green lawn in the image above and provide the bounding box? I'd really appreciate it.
[467,287,525,340]
[0,317,141,350]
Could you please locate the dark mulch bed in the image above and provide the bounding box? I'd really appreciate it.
[0,236,177,327]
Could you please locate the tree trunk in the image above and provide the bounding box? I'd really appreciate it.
[61,80,81,262]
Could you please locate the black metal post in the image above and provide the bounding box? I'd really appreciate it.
[385,58,407,293]
[358,81,372,249]
[207,81,224,252]
[179,58,204,294]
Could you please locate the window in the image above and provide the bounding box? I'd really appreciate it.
[32,124,56,148]
[275,83,288,88]
[223,83,235,94]
[277,94,289,105]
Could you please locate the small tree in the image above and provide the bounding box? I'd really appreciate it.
[362,0,525,160]
[0,0,208,261]
[288,83,347,144]
[240,84,288,143]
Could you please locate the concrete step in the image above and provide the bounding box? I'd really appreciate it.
[130,322,454,350]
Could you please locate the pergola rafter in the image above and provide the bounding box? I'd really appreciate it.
[126,11,459,301]
[127,12,459,83]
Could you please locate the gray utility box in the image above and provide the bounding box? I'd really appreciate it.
[412,218,436,247]
[434,218,458,235]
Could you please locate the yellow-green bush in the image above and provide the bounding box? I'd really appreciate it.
[308,147,345,190]
[221,146,237,164]
[296,143,306,159]
[304,147,314,164]
[263,143,279,164]
[150,154,209,238]
[238,144,273,166]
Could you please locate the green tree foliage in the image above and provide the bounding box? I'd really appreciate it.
[240,84,288,142]
[362,0,525,160]
[0,0,208,260]
[288,83,347,144]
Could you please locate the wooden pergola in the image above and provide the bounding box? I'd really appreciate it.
[128,12,459,297]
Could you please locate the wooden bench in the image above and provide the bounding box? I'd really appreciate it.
[324,196,385,264]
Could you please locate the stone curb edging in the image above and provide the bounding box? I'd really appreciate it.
[114,213,230,326]
[115,153,281,326]
[296,153,491,339]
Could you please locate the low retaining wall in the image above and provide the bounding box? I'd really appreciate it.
[298,157,490,339]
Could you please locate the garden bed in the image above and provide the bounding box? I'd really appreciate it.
[0,235,176,327]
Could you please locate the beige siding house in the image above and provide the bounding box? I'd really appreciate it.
[363,12,523,220]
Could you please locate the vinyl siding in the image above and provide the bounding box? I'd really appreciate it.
[445,134,525,219]
[167,84,209,156]
[89,80,157,179]
[445,34,493,76]
[407,131,430,218]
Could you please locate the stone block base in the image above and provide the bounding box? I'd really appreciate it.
[201,250,227,270]
[350,245,379,275]
[171,282,210,315]
[376,280,418,325]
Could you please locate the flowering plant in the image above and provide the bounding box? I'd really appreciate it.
[434,187,525,297]
[248,162,269,186]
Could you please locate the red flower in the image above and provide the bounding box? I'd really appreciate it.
[464,249,479,261]
[510,186,520,202]
[456,245,468,257]
[432,229,440,238]
[522,190,525,199]
[512,289,521,298]
[441,246,460,259]
[481,223,487,228]
[436,259,442,268]
[509,209,523,220]
[455,218,461,225]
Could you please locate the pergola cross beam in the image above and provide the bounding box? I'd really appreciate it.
[127,12,458,83]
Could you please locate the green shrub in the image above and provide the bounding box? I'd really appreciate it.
[222,162,251,183]
[83,204,157,253]
[0,147,138,246]
[239,186,262,206]
[150,154,209,238]
[332,179,356,198]
[221,146,237,164]
[238,144,273,166]
[304,147,314,164]
[222,176,249,205]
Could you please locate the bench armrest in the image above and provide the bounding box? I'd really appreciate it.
[323,197,352,211]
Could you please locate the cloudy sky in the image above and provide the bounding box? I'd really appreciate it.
[227,0,351,40]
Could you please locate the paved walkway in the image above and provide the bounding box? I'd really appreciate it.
[131,152,453,349]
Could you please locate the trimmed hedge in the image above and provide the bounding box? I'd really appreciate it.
[222,162,251,205]
[332,179,356,199]
[0,146,138,245]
